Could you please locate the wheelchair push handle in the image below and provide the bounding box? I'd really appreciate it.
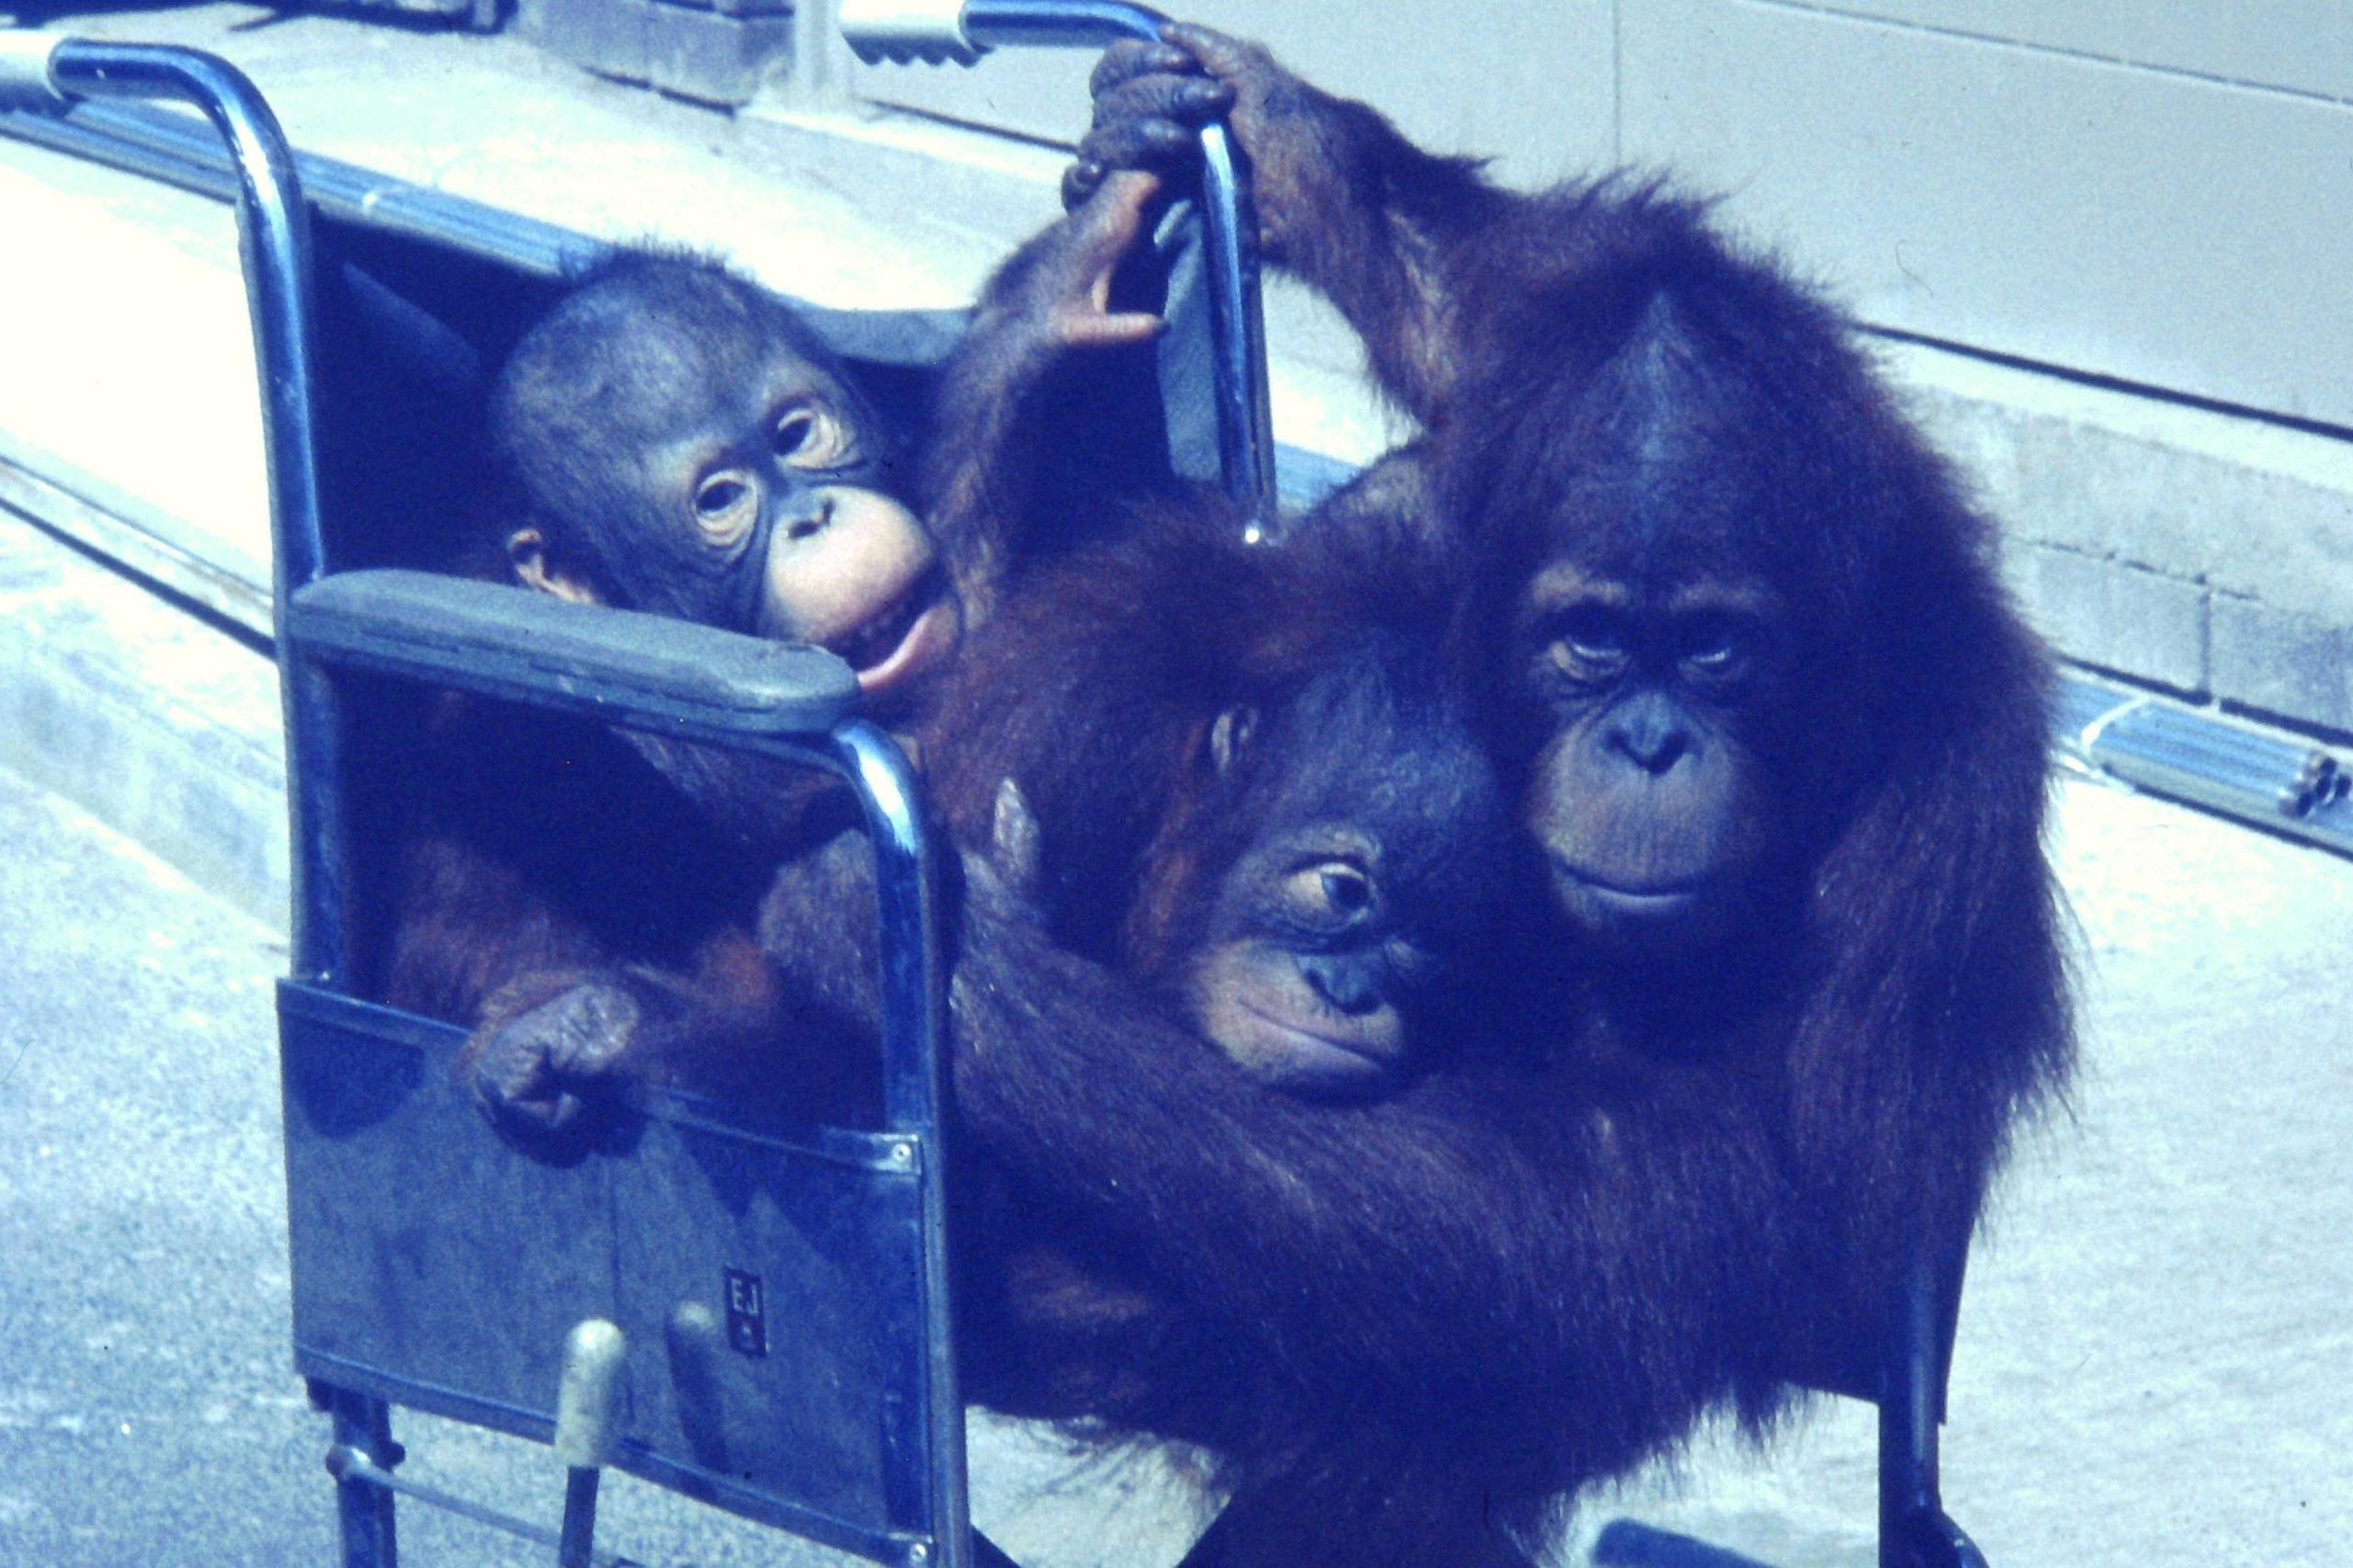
[844,0,1171,63]
[0,28,67,105]
[839,0,986,66]
[843,0,1279,533]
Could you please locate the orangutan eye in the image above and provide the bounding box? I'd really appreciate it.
[1685,642,1739,676]
[776,403,856,470]
[691,469,757,539]
[1545,606,1630,682]
[1679,618,1751,683]
[1282,860,1375,926]
[1322,866,1372,913]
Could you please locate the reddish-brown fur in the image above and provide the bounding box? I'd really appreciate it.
[757,29,2078,1565]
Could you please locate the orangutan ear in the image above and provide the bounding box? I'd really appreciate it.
[1208,705,1257,774]
[506,527,598,605]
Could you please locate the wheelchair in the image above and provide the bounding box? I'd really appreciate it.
[0,7,1984,1564]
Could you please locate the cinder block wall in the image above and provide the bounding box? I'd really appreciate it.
[1897,345,2353,738]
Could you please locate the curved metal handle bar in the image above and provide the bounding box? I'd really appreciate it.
[38,40,348,984]
[957,1,1278,533]
[826,719,951,1137]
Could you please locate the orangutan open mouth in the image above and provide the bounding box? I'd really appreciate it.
[840,569,958,699]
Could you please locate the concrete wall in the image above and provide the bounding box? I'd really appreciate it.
[837,2,2353,427]
[1898,343,2353,734]
[1616,0,2353,428]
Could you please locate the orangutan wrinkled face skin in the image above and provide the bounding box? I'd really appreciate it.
[492,255,958,710]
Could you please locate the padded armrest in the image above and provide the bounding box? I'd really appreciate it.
[287,569,860,738]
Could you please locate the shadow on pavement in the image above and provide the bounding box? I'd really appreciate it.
[1594,1519,1780,1568]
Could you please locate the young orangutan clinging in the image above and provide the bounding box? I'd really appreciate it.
[457,475,1524,1432]
[904,508,1523,1426]
[850,27,2066,1563]
[376,178,1169,1037]
[486,249,958,709]
[920,507,1510,1102]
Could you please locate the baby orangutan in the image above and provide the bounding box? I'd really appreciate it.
[486,249,960,710]
[380,179,1169,1030]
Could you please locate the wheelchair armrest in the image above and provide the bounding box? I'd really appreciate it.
[286,570,861,740]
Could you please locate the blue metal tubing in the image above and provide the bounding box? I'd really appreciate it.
[38,43,384,1564]
[43,42,350,992]
[829,723,953,1139]
[962,0,1278,533]
[1879,1245,1987,1568]
[1877,1246,1938,1566]
[325,1385,401,1568]
[829,719,969,1568]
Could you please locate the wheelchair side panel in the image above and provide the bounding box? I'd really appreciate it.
[278,982,944,1560]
